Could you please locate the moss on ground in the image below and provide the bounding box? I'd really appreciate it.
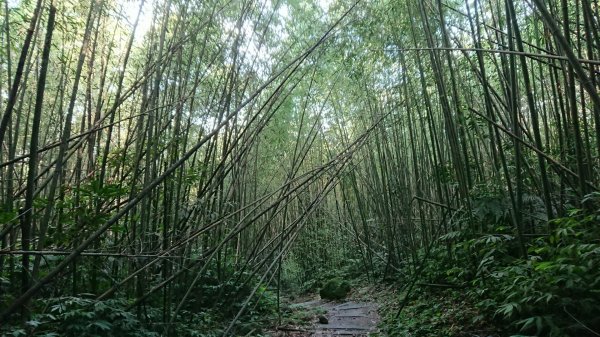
[319,278,351,300]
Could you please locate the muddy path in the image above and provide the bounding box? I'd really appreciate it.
[271,299,381,336]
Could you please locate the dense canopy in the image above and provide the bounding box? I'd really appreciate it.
[1,0,599,336]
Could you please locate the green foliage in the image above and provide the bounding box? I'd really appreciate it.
[382,192,600,336]
[182,267,276,320]
[169,308,224,337]
[383,290,498,337]
[0,297,158,337]
[282,215,365,295]
[78,179,128,201]
[0,287,276,337]
[159,260,280,335]
[0,258,279,336]
[0,210,18,223]
[472,207,600,336]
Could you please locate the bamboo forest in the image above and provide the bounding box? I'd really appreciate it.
[1,0,600,336]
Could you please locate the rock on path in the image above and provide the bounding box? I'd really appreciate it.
[312,301,380,336]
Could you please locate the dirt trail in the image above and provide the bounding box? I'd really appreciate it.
[276,299,380,336]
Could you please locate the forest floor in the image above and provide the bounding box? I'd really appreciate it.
[263,283,504,337]
[267,287,382,336]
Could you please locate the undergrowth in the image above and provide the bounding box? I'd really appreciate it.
[382,289,501,337]
[0,267,278,336]
[381,192,600,337]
